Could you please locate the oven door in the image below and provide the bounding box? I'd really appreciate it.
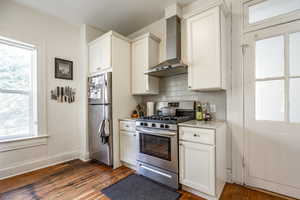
[136,127,178,173]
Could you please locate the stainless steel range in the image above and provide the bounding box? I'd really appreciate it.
[136,101,195,189]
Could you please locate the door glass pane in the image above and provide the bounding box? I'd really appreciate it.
[256,80,284,121]
[289,78,300,123]
[256,36,284,79]
[248,0,300,24]
[139,133,171,161]
[289,32,300,76]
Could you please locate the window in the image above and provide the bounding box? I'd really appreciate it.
[248,0,300,24]
[244,0,300,32]
[255,31,300,123]
[0,37,37,140]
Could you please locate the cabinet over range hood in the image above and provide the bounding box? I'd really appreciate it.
[145,15,187,77]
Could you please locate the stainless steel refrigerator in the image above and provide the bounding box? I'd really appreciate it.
[88,72,113,166]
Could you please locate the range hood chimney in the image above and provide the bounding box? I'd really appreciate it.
[145,5,187,77]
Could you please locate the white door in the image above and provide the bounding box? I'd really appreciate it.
[187,6,221,90]
[179,141,215,196]
[120,131,137,166]
[244,20,300,199]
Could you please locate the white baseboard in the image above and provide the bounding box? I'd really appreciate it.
[182,181,226,200]
[227,168,233,183]
[182,185,219,200]
[121,161,136,170]
[0,151,80,180]
[79,152,91,162]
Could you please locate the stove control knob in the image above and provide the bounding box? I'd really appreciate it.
[160,124,165,128]
[152,123,156,127]
[140,123,144,126]
[144,123,148,127]
[165,125,170,129]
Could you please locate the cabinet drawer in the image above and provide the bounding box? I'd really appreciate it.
[179,126,215,145]
[120,121,136,132]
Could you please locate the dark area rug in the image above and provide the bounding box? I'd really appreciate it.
[101,174,181,200]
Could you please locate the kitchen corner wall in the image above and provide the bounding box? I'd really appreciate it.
[78,25,105,161]
[127,6,226,121]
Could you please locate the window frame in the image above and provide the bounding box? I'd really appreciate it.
[243,0,300,33]
[0,36,47,142]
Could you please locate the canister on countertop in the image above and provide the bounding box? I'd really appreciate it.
[146,102,155,116]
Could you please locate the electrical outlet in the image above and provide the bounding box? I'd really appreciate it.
[210,104,216,113]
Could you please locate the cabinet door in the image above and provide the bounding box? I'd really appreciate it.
[100,35,111,70]
[187,7,221,90]
[120,131,137,166]
[88,35,112,74]
[179,141,215,196]
[131,39,148,94]
[89,41,102,74]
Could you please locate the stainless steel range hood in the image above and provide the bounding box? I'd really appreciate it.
[145,15,187,77]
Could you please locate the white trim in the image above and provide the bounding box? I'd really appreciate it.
[0,151,79,180]
[130,33,161,43]
[182,184,225,200]
[182,0,229,20]
[0,35,48,141]
[121,161,137,170]
[0,135,49,152]
[79,152,91,162]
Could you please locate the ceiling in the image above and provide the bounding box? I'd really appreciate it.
[12,0,195,35]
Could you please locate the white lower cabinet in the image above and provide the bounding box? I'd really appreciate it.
[179,124,227,200]
[179,141,215,196]
[120,131,137,166]
[119,120,137,167]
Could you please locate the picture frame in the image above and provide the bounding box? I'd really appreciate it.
[55,58,73,80]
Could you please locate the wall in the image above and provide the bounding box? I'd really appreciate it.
[78,25,104,161]
[0,0,82,179]
[225,0,244,184]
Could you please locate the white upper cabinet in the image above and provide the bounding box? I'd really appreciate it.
[186,6,227,91]
[88,33,112,74]
[131,33,160,95]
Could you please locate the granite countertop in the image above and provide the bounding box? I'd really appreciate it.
[178,120,226,129]
[119,118,138,122]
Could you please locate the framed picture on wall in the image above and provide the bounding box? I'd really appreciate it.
[55,58,73,80]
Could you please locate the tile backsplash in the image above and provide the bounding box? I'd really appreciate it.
[142,74,226,120]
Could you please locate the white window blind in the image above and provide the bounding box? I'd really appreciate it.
[0,37,37,140]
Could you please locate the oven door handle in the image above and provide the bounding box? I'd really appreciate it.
[136,128,177,137]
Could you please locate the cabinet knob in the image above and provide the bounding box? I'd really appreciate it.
[194,134,200,137]
[133,134,137,136]
[188,86,191,88]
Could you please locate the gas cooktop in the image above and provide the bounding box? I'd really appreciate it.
[137,115,193,124]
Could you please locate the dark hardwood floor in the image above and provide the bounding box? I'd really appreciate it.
[0,160,291,200]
